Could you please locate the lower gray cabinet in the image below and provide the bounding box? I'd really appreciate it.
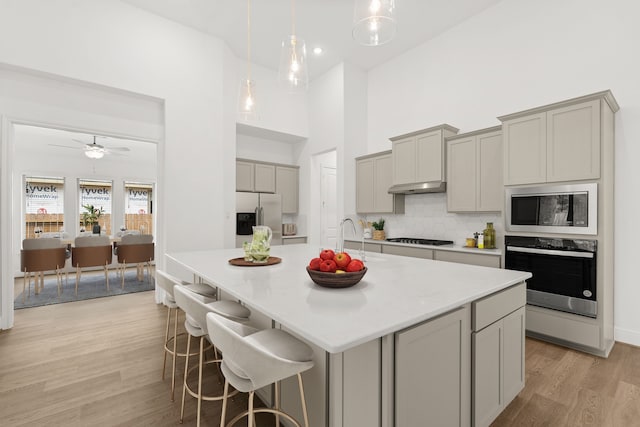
[383,244,433,259]
[395,305,471,427]
[434,250,500,268]
[282,237,307,245]
[472,301,525,427]
[344,240,382,253]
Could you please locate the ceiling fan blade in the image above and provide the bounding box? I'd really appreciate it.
[108,146,130,151]
[49,144,81,150]
[72,139,88,145]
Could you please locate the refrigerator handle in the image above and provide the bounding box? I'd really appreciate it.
[254,207,260,226]
[259,206,264,225]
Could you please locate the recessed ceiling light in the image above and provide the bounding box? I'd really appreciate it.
[313,47,323,55]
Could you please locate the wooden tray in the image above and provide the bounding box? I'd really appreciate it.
[228,257,282,267]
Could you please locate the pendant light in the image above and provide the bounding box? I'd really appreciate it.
[238,0,257,119]
[352,0,396,46]
[278,0,308,92]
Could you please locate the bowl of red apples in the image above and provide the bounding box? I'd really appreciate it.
[306,249,367,288]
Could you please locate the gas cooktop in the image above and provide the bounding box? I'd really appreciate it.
[386,237,454,246]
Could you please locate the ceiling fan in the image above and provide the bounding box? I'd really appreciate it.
[49,135,130,159]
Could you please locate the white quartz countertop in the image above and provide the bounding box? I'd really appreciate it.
[345,238,503,256]
[167,244,529,353]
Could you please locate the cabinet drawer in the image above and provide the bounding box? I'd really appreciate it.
[472,283,525,332]
[434,250,500,268]
[382,245,433,259]
[344,241,382,253]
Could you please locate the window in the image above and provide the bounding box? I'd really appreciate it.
[24,176,64,238]
[124,182,153,235]
[79,179,112,235]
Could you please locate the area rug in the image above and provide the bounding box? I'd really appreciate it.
[14,270,155,309]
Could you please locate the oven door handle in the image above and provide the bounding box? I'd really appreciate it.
[506,246,594,258]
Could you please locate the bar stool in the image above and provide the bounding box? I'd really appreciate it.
[155,270,217,401]
[173,285,251,427]
[206,311,315,427]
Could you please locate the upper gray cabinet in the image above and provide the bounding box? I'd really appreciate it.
[390,124,459,186]
[236,159,276,193]
[276,165,299,214]
[356,151,404,214]
[499,91,619,186]
[446,126,503,212]
[237,159,299,212]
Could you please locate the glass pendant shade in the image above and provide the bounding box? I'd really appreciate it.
[238,0,257,119]
[352,0,396,46]
[278,35,308,92]
[238,78,257,119]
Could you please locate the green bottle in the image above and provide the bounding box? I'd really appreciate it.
[483,222,496,249]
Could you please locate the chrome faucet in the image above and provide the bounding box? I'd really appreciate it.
[337,218,357,254]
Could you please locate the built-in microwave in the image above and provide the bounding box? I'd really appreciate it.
[505,183,598,235]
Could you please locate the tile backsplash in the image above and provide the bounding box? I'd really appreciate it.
[353,193,503,248]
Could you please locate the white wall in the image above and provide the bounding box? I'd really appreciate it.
[236,133,297,165]
[236,61,309,138]
[299,64,345,245]
[366,0,640,345]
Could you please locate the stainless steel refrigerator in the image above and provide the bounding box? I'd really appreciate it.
[235,192,282,248]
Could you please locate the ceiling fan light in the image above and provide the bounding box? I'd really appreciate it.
[353,0,396,46]
[84,146,105,159]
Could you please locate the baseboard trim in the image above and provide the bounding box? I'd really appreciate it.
[614,327,640,347]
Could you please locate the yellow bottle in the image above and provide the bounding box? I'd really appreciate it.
[483,222,496,249]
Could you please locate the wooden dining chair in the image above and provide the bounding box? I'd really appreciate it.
[20,238,68,302]
[114,234,154,288]
[71,235,112,296]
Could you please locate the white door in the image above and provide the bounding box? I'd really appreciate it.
[321,165,337,250]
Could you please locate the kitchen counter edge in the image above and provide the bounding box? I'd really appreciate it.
[345,238,502,256]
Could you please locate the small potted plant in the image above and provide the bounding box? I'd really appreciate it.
[82,204,105,234]
[371,218,386,240]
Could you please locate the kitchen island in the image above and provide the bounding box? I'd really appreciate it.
[167,244,531,427]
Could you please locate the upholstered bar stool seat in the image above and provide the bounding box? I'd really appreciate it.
[206,312,315,427]
[156,270,218,401]
[174,285,251,427]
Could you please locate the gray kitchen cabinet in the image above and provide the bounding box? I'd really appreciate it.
[383,244,433,259]
[282,236,307,245]
[276,165,299,214]
[254,163,276,193]
[396,305,471,427]
[344,240,382,253]
[236,160,255,192]
[472,284,526,427]
[356,151,404,214]
[390,124,458,186]
[236,159,276,193]
[447,127,502,212]
[434,250,500,268]
[500,92,618,185]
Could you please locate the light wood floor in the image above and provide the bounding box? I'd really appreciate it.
[0,291,271,426]
[2,291,640,426]
[492,337,640,426]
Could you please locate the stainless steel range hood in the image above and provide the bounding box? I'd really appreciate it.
[388,181,446,194]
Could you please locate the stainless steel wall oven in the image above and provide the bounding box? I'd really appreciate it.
[505,236,597,318]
